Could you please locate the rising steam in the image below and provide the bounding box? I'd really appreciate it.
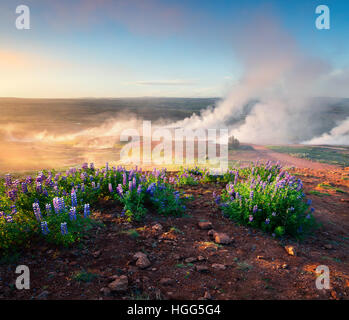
[169,13,349,145]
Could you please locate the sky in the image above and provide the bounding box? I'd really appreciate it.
[0,0,348,98]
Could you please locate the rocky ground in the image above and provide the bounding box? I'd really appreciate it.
[0,167,348,300]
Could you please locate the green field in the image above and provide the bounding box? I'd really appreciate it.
[267,145,349,167]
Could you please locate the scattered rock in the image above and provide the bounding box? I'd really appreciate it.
[196,265,209,273]
[133,252,147,261]
[212,263,226,270]
[284,245,296,256]
[197,255,205,261]
[100,287,111,296]
[324,244,333,250]
[136,255,151,269]
[108,275,128,292]
[160,278,175,286]
[214,233,232,245]
[198,221,213,230]
[207,229,217,237]
[36,291,49,300]
[93,250,101,258]
[152,223,163,233]
[282,263,289,269]
[185,257,197,263]
[257,255,266,260]
[204,291,212,300]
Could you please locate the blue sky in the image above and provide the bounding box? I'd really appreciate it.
[0,0,348,98]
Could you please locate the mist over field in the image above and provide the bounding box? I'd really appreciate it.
[0,96,348,172]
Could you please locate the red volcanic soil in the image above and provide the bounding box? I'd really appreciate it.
[0,167,348,300]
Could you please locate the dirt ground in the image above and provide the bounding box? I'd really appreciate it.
[0,163,348,300]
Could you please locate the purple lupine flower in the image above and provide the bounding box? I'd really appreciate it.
[272,212,276,216]
[90,163,95,170]
[129,181,133,191]
[250,191,254,199]
[82,162,88,170]
[265,218,270,224]
[60,222,68,235]
[105,162,109,171]
[8,189,17,201]
[310,207,315,213]
[123,173,127,185]
[117,184,123,196]
[253,205,258,214]
[306,214,311,219]
[307,199,312,205]
[36,182,42,194]
[21,182,28,193]
[45,203,52,215]
[81,183,85,192]
[5,215,13,223]
[33,202,42,221]
[132,177,136,188]
[69,207,77,221]
[249,215,253,222]
[25,176,33,184]
[71,188,77,207]
[108,183,113,193]
[11,205,17,215]
[41,221,49,235]
[5,174,12,186]
[137,184,142,195]
[84,203,90,218]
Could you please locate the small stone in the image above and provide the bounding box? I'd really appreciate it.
[324,244,333,250]
[198,221,213,230]
[151,268,157,271]
[108,275,128,292]
[136,256,151,269]
[204,291,212,300]
[257,255,266,260]
[284,245,296,256]
[214,233,232,245]
[36,291,49,300]
[160,278,175,286]
[196,265,209,273]
[93,250,101,258]
[133,252,147,261]
[197,255,205,261]
[100,287,111,296]
[207,229,217,237]
[152,223,163,232]
[212,263,226,270]
[282,263,289,269]
[185,257,197,263]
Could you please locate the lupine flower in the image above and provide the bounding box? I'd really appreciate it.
[21,182,28,193]
[129,181,133,191]
[45,203,52,215]
[137,184,142,195]
[5,174,12,186]
[84,203,90,218]
[123,173,127,185]
[69,207,77,221]
[253,205,258,214]
[33,203,42,221]
[272,212,276,216]
[90,163,95,170]
[109,183,113,193]
[117,184,123,196]
[249,215,253,222]
[8,189,17,201]
[307,199,312,205]
[250,191,254,199]
[82,162,88,170]
[60,222,68,235]
[41,221,49,235]
[71,189,77,207]
[5,215,13,223]
[36,183,42,194]
[265,218,270,224]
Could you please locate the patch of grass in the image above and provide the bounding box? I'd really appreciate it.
[169,226,184,234]
[309,190,331,197]
[236,261,253,271]
[122,229,140,239]
[318,183,346,193]
[267,145,349,167]
[72,270,98,283]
